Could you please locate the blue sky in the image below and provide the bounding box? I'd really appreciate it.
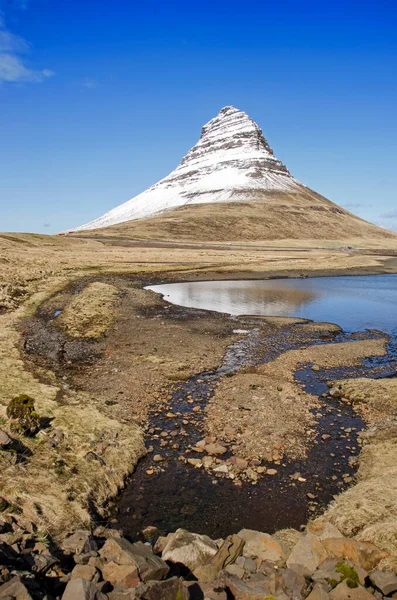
[0,0,396,233]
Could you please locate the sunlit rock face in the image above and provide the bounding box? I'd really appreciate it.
[72,106,306,231]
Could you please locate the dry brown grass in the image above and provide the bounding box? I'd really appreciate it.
[76,199,397,242]
[314,376,397,569]
[0,281,145,535]
[330,378,397,415]
[57,282,119,338]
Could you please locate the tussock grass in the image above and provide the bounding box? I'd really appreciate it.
[57,282,119,338]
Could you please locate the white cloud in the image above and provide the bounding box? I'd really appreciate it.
[0,53,53,82]
[0,13,54,83]
[0,28,29,52]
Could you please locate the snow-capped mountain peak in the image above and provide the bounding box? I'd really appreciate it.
[71,106,304,231]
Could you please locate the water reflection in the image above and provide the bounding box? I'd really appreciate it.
[147,275,397,332]
[161,282,318,316]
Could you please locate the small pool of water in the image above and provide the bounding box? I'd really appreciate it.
[147,274,397,333]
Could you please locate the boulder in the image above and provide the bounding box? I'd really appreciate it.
[286,533,328,577]
[113,576,189,600]
[61,578,98,600]
[211,534,245,570]
[191,581,228,599]
[322,538,388,571]
[279,567,307,598]
[71,564,98,582]
[161,528,218,571]
[0,429,11,447]
[62,530,97,554]
[306,583,331,600]
[329,580,374,599]
[312,558,366,588]
[238,529,285,565]
[193,563,220,583]
[101,561,139,588]
[369,570,397,596]
[0,576,33,600]
[220,572,273,600]
[100,538,169,581]
[307,521,344,541]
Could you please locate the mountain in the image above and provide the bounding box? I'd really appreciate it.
[71,106,394,241]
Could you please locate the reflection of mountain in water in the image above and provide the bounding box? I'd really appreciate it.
[158,282,319,316]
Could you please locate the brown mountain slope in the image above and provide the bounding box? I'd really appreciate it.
[74,189,396,243]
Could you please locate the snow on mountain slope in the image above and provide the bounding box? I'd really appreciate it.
[71,106,308,231]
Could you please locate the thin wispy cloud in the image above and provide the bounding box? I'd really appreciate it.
[82,77,97,88]
[342,202,372,209]
[0,12,54,83]
[380,209,397,219]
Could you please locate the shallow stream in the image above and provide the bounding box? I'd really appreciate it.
[112,275,397,539]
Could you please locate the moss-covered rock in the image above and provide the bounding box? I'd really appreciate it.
[335,560,360,589]
[6,394,40,436]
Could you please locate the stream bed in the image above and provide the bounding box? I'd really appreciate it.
[111,275,397,539]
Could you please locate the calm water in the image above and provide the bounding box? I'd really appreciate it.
[147,274,397,332]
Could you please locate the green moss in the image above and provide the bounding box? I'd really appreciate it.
[175,591,185,600]
[326,578,339,589]
[6,394,40,436]
[335,561,359,589]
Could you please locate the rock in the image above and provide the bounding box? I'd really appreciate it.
[100,538,169,581]
[0,576,33,600]
[224,563,245,578]
[279,567,307,598]
[205,443,227,455]
[220,572,272,600]
[193,563,220,583]
[187,458,202,467]
[211,534,245,570]
[0,430,11,447]
[234,458,248,470]
[141,526,158,540]
[71,564,98,581]
[238,529,285,565]
[62,530,98,554]
[322,538,388,571]
[153,454,163,462]
[370,570,397,595]
[161,528,218,571]
[101,561,139,588]
[312,558,366,587]
[286,532,328,576]
[329,580,374,599]
[61,578,98,600]
[6,395,40,436]
[193,581,228,600]
[153,535,168,554]
[307,521,344,540]
[30,553,58,574]
[266,469,278,476]
[237,556,257,573]
[74,551,99,565]
[116,576,189,600]
[306,583,331,599]
[213,464,228,474]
